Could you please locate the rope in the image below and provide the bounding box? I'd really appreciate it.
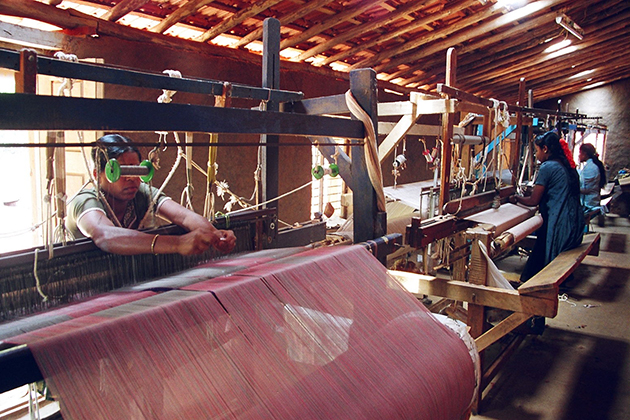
[180,151,314,216]
[33,249,49,302]
[156,70,182,104]
[54,52,78,97]
[344,90,386,212]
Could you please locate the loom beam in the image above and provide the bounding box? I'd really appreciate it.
[0,47,303,103]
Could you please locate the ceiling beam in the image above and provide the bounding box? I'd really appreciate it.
[233,0,336,48]
[368,0,572,73]
[296,0,437,61]
[279,0,389,50]
[150,0,217,34]
[102,0,148,22]
[326,0,479,67]
[197,0,284,42]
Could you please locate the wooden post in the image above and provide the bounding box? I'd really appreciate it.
[349,68,384,244]
[260,18,280,209]
[512,78,526,186]
[439,47,456,214]
[261,18,280,248]
[468,229,491,414]
[15,49,37,94]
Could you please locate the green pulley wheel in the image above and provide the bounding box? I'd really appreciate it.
[105,159,121,183]
[329,163,339,177]
[312,165,325,180]
[140,160,155,183]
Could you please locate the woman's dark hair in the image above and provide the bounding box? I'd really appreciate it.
[92,134,142,172]
[534,131,580,196]
[579,143,607,188]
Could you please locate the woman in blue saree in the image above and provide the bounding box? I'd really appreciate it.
[513,131,584,282]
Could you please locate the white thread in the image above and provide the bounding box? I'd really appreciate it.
[559,293,577,306]
[157,70,183,103]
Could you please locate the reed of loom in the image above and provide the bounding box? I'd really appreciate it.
[0,209,274,322]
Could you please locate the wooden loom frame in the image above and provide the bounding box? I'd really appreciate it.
[0,18,406,395]
[383,47,601,412]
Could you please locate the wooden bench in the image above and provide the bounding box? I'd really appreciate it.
[518,232,600,296]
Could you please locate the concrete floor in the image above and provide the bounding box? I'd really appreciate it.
[471,216,630,420]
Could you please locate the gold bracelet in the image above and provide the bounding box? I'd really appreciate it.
[151,234,160,255]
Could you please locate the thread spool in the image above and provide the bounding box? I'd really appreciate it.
[312,163,339,180]
[105,159,155,183]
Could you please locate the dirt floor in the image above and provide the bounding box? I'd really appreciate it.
[471,216,630,420]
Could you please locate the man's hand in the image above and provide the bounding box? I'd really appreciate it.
[177,228,236,255]
[214,229,236,253]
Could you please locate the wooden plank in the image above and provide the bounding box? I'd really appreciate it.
[389,271,557,318]
[377,101,416,116]
[518,233,601,295]
[475,312,531,352]
[414,99,457,115]
[437,84,494,108]
[287,94,348,115]
[0,47,303,102]
[0,93,364,138]
[378,113,418,163]
[443,186,514,215]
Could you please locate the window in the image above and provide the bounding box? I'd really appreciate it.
[0,66,103,253]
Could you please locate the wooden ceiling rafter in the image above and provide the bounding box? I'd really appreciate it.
[370,0,573,73]
[484,32,630,100]
[197,0,284,42]
[462,16,630,93]
[233,0,336,48]
[296,0,436,62]
[102,0,149,22]
[150,0,217,34]
[321,0,479,67]
[278,0,389,51]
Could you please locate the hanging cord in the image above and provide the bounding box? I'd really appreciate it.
[179,152,314,216]
[204,131,219,220]
[488,99,500,189]
[344,90,386,212]
[138,132,184,229]
[180,133,195,211]
[54,52,78,96]
[33,248,49,302]
[226,180,315,216]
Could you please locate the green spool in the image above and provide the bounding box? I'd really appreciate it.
[312,165,325,180]
[140,160,154,183]
[329,163,339,177]
[105,159,121,183]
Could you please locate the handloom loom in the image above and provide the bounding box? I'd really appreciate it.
[1,245,477,419]
[377,49,601,411]
[0,20,479,419]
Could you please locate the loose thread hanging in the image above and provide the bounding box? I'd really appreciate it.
[33,248,49,302]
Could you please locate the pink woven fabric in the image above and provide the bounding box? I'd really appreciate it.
[19,246,475,419]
